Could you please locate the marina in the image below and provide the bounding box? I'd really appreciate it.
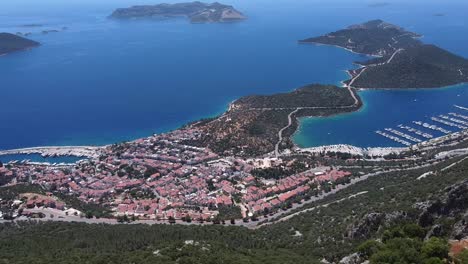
[373,106,468,147]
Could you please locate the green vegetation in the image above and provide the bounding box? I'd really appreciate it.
[251,161,307,179]
[0,184,45,201]
[352,45,468,88]
[55,193,112,218]
[300,19,421,56]
[234,84,356,110]
[301,20,468,88]
[191,84,361,156]
[357,224,450,264]
[0,154,467,263]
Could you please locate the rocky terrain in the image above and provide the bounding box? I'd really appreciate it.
[0,33,39,55]
[109,1,246,23]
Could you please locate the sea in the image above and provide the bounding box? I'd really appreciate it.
[0,0,467,162]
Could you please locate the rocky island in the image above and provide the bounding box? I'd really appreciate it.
[0,33,39,56]
[109,1,246,23]
[300,20,468,88]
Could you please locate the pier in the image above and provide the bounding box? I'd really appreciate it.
[454,105,468,111]
[448,112,468,121]
[439,115,468,126]
[397,125,433,139]
[413,121,451,134]
[431,117,467,130]
[375,130,412,146]
[384,128,422,143]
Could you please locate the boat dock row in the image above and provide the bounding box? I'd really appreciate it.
[397,125,433,139]
[449,112,468,121]
[384,128,422,143]
[413,121,451,134]
[454,105,468,111]
[431,117,467,130]
[439,115,468,126]
[375,130,412,146]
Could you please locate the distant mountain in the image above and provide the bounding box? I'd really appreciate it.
[0,33,39,55]
[300,20,468,88]
[109,1,246,23]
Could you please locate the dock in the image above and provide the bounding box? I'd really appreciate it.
[397,125,433,139]
[439,115,468,126]
[375,130,412,146]
[454,105,468,111]
[413,121,451,134]
[448,112,468,121]
[431,117,467,130]
[384,128,422,143]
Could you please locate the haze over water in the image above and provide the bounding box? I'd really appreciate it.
[1,0,467,151]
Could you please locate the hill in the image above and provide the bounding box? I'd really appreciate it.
[300,19,421,57]
[186,84,361,156]
[347,44,468,88]
[0,33,39,55]
[300,20,468,88]
[109,2,246,23]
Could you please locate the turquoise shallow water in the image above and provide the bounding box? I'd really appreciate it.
[0,0,467,153]
[294,85,468,148]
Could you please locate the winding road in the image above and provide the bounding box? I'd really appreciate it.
[275,108,300,157]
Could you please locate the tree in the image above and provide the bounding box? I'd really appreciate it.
[421,237,449,260]
[455,249,468,264]
[85,211,93,219]
[168,216,176,224]
[357,240,384,258]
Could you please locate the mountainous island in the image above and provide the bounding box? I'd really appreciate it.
[109,1,246,23]
[0,33,39,55]
[300,20,468,88]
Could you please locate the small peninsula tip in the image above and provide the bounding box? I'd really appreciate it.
[109,1,246,23]
[0,33,39,56]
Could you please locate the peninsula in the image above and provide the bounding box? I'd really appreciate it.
[109,1,246,23]
[0,33,39,55]
[185,84,361,156]
[300,20,468,88]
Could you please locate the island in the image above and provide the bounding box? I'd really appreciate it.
[300,19,468,88]
[0,33,39,56]
[109,1,246,23]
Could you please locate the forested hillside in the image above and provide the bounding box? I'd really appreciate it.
[1,155,467,263]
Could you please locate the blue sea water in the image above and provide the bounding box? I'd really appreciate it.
[0,0,467,151]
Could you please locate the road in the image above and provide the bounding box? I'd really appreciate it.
[275,108,300,157]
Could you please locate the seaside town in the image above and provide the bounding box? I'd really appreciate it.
[2,105,468,224]
[0,126,353,223]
